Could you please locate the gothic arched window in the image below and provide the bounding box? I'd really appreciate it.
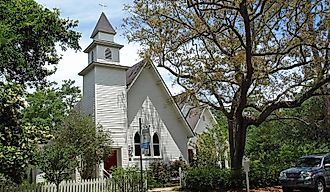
[153,133,160,156]
[105,48,112,60]
[134,132,141,156]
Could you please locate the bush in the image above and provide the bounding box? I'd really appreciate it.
[147,159,189,188]
[110,167,142,191]
[169,159,188,178]
[184,167,234,192]
[148,160,170,183]
[248,161,283,188]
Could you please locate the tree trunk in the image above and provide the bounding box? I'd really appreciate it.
[228,118,247,185]
[56,183,60,192]
[324,96,330,138]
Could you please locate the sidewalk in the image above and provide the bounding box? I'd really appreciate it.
[148,186,180,192]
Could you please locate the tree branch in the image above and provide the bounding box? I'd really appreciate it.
[252,77,330,126]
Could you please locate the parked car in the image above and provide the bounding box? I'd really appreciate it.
[279,153,330,192]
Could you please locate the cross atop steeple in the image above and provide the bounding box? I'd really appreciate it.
[90,12,116,38]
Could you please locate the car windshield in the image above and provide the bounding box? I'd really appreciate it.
[296,157,322,167]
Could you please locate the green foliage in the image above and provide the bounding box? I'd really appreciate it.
[147,159,189,186]
[148,160,170,184]
[0,181,45,191]
[110,167,142,191]
[169,159,188,178]
[23,80,81,131]
[184,167,235,192]
[246,97,330,187]
[0,0,81,86]
[55,111,112,179]
[38,143,77,190]
[0,0,81,184]
[0,83,47,183]
[193,124,228,168]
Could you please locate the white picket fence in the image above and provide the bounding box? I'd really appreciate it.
[42,178,107,192]
[0,178,110,192]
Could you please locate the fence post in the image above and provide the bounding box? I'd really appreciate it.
[179,167,182,188]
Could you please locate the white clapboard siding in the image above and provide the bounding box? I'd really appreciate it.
[82,68,95,117]
[128,97,182,166]
[127,65,191,162]
[96,84,127,142]
[95,65,127,144]
[93,65,128,167]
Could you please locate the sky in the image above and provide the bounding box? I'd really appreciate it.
[36,0,183,95]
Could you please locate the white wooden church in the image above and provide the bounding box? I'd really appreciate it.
[78,13,223,176]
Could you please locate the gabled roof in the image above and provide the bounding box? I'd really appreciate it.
[90,12,116,38]
[126,60,145,87]
[125,60,194,137]
[185,107,204,130]
[174,92,218,131]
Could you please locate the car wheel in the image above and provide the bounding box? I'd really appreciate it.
[283,187,293,192]
[315,179,325,192]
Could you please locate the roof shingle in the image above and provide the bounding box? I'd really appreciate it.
[91,12,116,38]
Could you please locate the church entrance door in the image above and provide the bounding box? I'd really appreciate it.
[104,149,118,173]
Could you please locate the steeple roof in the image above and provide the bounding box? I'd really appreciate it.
[90,12,116,38]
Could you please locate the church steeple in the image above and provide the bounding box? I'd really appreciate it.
[84,12,123,64]
[91,12,116,38]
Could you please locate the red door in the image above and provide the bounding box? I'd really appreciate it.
[104,150,117,172]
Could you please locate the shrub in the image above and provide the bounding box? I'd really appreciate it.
[184,167,233,192]
[110,167,142,192]
[169,159,188,178]
[148,160,170,183]
[248,161,283,188]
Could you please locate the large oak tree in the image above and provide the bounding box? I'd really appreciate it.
[124,0,330,176]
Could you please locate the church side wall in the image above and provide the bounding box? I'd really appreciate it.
[94,65,129,167]
[82,68,95,117]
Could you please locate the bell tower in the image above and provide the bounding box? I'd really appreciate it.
[79,13,128,154]
[79,13,129,167]
[84,12,123,64]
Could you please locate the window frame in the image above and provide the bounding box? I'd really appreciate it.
[134,132,141,157]
[152,133,160,157]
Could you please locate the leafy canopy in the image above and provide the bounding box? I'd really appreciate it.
[38,143,77,191]
[23,80,81,130]
[0,0,81,86]
[0,83,49,183]
[0,0,81,183]
[124,0,330,123]
[55,111,112,179]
